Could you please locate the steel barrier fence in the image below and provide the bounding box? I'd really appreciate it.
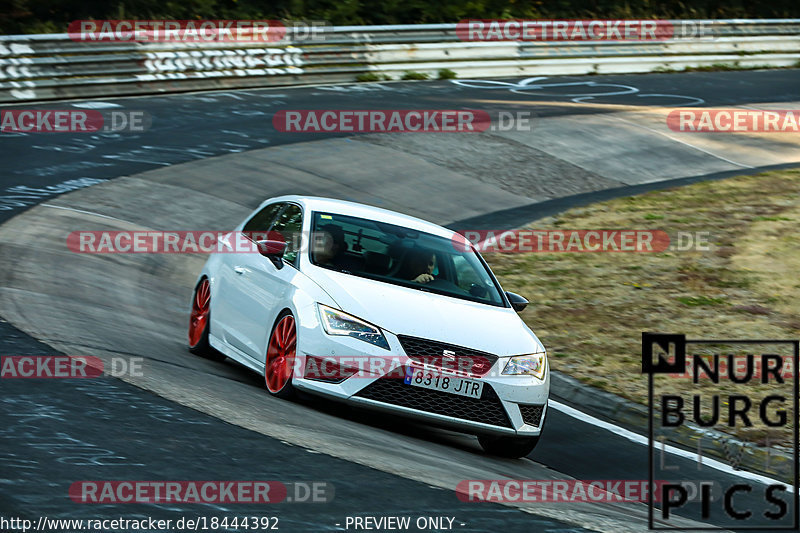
[0,20,799,102]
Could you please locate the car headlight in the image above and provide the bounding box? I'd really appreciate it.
[502,353,547,379]
[317,304,390,350]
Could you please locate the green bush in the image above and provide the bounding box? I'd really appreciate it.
[355,72,390,82]
[401,71,430,80]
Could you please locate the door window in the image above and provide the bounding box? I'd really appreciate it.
[270,204,303,265]
[243,203,283,236]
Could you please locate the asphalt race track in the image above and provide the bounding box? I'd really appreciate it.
[1,70,799,532]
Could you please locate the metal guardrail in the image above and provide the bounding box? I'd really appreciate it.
[1,20,799,103]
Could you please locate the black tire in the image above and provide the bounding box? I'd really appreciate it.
[188,279,226,361]
[264,310,297,399]
[478,435,540,458]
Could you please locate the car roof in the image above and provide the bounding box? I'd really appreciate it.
[261,195,455,239]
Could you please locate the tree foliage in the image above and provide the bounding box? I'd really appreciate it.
[2,0,798,34]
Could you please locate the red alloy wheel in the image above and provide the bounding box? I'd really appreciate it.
[188,278,210,347]
[265,314,297,394]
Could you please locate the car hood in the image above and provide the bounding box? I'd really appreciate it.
[309,269,545,357]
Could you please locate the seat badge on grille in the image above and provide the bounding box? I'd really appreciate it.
[442,350,456,361]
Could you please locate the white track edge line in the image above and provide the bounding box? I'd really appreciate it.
[549,399,794,491]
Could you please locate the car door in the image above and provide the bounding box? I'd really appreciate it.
[228,203,304,363]
[214,202,284,355]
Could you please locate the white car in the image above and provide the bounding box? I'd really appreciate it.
[188,196,549,458]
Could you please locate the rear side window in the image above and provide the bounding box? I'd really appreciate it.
[243,203,283,235]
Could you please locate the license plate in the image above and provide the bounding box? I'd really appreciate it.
[403,367,483,399]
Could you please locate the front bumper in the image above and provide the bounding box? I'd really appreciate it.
[293,320,550,437]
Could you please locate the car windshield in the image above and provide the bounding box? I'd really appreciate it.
[309,211,507,307]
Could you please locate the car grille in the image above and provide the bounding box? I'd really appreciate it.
[519,404,545,427]
[397,335,498,376]
[355,372,512,428]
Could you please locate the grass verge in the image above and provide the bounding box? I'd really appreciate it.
[485,169,800,445]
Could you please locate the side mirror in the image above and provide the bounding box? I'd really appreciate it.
[257,240,287,269]
[506,291,528,312]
